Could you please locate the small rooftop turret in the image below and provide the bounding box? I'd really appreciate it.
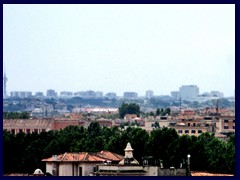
[119,142,139,165]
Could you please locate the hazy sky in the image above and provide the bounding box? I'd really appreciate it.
[3,4,235,97]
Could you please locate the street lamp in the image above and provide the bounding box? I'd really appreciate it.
[187,154,191,176]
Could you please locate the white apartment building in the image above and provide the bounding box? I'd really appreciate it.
[145,90,154,99]
[123,92,138,99]
[60,91,73,98]
[179,85,199,100]
[10,91,32,98]
[105,92,117,99]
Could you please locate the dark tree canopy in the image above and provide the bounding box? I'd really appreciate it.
[3,111,30,119]
[3,124,235,175]
[118,103,140,118]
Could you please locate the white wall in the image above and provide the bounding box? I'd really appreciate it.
[59,163,73,176]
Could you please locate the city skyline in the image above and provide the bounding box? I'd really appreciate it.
[3,4,235,97]
[6,86,230,98]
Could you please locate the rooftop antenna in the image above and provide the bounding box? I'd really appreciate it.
[3,62,8,98]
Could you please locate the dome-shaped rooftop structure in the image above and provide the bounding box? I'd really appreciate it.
[33,168,44,175]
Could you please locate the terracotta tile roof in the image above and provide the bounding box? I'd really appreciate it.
[97,151,124,161]
[42,151,124,162]
[3,119,53,128]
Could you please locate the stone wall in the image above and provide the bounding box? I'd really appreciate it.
[158,168,186,176]
[143,166,186,176]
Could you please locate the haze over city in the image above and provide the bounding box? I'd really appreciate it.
[3,4,235,97]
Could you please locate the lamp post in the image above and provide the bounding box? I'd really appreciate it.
[187,154,191,176]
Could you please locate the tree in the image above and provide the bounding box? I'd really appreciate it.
[3,111,30,119]
[118,103,140,118]
[151,121,160,129]
[156,108,160,116]
[3,130,16,173]
[224,134,235,174]
[3,123,235,174]
[149,111,155,116]
[165,108,171,115]
[88,122,101,138]
[146,127,179,168]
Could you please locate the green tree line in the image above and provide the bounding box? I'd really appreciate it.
[3,123,235,175]
[3,112,30,119]
[118,103,141,118]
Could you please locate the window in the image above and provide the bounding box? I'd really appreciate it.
[233,126,235,129]
[191,130,196,134]
[224,126,228,129]
[178,130,182,134]
[193,123,196,127]
[198,130,202,134]
[224,119,228,123]
[34,129,38,133]
[188,123,190,127]
[19,129,23,133]
[42,129,46,132]
[233,120,235,123]
[185,130,189,134]
[26,129,30,134]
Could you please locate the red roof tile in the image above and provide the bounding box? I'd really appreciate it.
[42,151,123,162]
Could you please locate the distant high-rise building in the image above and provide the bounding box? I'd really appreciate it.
[10,91,32,98]
[145,90,154,99]
[35,92,44,98]
[95,91,103,98]
[74,91,86,97]
[22,91,32,98]
[3,65,8,98]
[210,91,224,98]
[74,90,97,98]
[10,91,19,98]
[46,89,58,98]
[123,92,138,99]
[105,92,117,99]
[60,91,73,98]
[85,90,96,98]
[171,91,180,99]
[179,85,199,100]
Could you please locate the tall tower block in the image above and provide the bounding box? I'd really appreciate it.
[3,63,8,98]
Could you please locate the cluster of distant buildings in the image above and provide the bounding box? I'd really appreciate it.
[8,90,118,99]
[3,107,235,141]
[170,85,226,102]
[4,85,233,102]
[3,67,234,101]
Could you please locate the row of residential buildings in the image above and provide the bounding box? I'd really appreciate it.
[3,109,235,140]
